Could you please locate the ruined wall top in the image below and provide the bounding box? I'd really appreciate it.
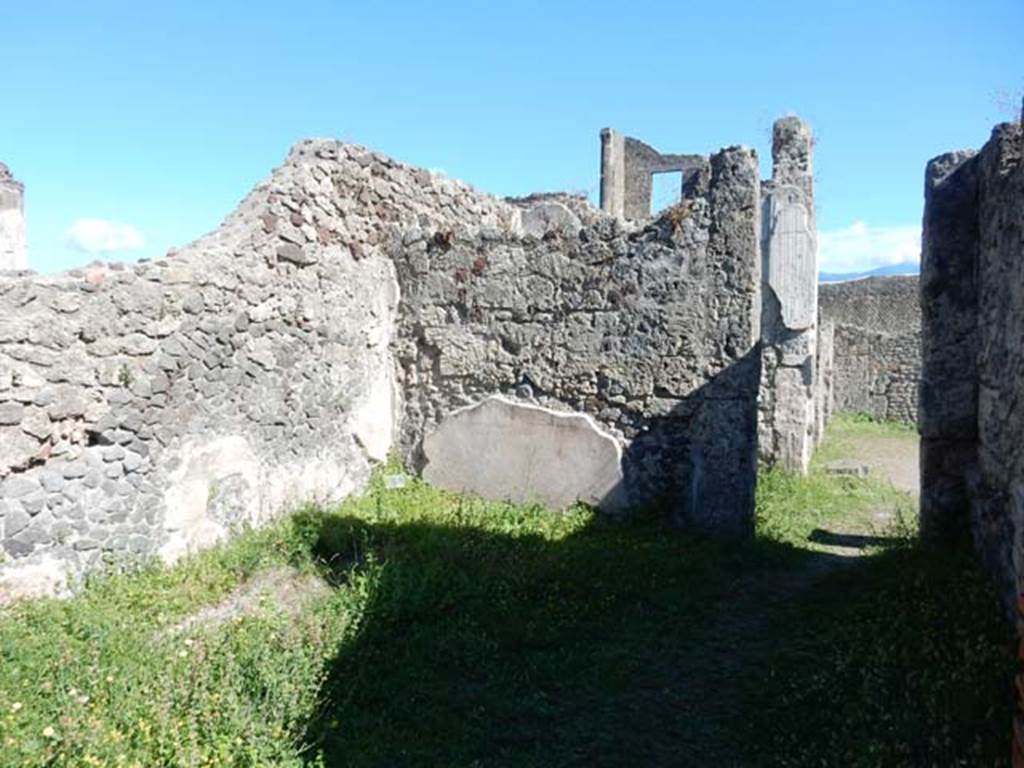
[601,117,814,222]
[600,129,709,220]
[0,164,24,204]
[771,116,813,186]
[819,275,920,335]
[0,162,27,272]
[0,137,544,594]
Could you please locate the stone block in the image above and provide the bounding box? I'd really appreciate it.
[824,459,870,478]
[0,402,24,425]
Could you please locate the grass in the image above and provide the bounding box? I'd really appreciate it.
[811,412,917,467]
[0,420,1014,767]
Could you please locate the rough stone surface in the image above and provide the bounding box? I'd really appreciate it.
[759,116,820,474]
[920,149,982,544]
[819,276,920,424]
[423,396,625,511]
[920,112,1024,764]
[920,118,1023,604]
[395,144,763,531]
[0,137,513,595]
[0,163,27,272]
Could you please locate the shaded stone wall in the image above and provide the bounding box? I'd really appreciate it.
[920,113,1024,768]
[920,150,980,545]
[0,164,27,272]
[759,117,820,473]
[921,120,1023,599]
[819,276,921,424]
[395,146,763,531]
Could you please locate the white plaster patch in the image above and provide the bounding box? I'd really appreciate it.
[0,554,69,605]
[422,396,626,512]
[160,436,373,564]
[351,260,399,462]
[520,201,581,238]
[765,186,817,330]
[352,370,397,462]
[160,436,260,563]
[260,453,364,516]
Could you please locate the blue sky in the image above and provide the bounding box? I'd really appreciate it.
[2,0,1021,274]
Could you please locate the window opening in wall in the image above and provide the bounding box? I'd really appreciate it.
[651,171,683,215]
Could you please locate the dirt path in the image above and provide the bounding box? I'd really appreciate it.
[852,434,919,493]
[823,427,920,494]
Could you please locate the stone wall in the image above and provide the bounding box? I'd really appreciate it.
[0,140,516,600]
[0,127,774,599]
[0,163,27,272]
[598,117,823,475]
[919,112,1023,768]
[813,319,834,445]
[758,117,820,473]
[818,276,921,424]
[922,116,1024,587]
[394,146,763,530]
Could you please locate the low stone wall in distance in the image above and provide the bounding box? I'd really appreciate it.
[818,275,921,424]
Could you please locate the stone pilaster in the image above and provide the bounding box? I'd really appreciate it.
[759,116,819,473]
[599,128,625,219]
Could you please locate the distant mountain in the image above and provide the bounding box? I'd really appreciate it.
[819,261,919,283]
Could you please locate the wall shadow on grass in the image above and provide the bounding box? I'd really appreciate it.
[807,528,894,549]
[294,502,1013,768]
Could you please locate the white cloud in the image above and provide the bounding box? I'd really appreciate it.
[818,221,920,274]
[66,219,145,254]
